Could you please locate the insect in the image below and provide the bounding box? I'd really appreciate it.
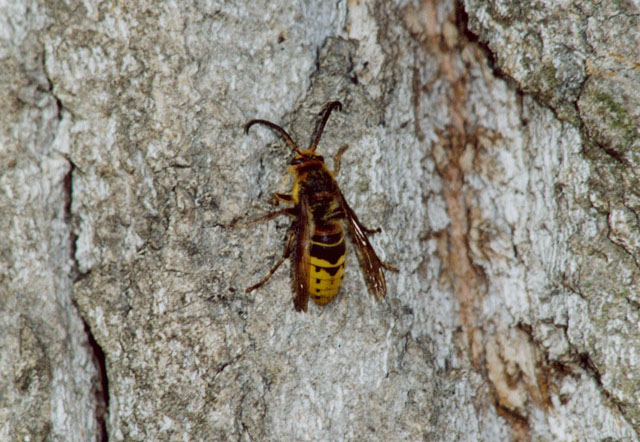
[242,101,396,312]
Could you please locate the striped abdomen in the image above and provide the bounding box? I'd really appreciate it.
[308,223,346,306]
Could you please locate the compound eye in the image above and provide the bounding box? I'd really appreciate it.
[316,155,324,162]
[290,157,304,165]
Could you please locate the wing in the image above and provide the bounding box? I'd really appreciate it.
[292,193,314,312]
[338,190,387,300]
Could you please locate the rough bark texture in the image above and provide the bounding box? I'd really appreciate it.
[464,0,640,436]
[0,1,99,440]
[1,0,638,440]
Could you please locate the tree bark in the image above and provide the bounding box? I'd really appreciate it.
[1,0,638,440]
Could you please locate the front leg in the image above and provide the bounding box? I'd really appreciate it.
[332,144,349,175]
[269,192,294,206]
[229,207,296,228]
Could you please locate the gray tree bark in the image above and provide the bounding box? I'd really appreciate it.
[1,0,638,440]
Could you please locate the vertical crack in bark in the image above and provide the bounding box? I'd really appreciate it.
[52,65,109,440]
[62,163,80,281]
[63,162,109,440]
[82,318,110,442]
[63,151,109,441]
[64,166,109,440]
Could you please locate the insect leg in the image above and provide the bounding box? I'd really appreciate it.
[361,226,382,235]
[246,227,295,293]
[382,262,399,272]
[268,193,294,206]
[332,144,349,175]
[230,208,295,228]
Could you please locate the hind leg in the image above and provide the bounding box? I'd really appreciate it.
[246,227,295,292]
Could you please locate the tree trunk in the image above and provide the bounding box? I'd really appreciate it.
[2,0,638,440]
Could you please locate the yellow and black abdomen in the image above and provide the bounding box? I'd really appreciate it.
[308,223,346,306]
